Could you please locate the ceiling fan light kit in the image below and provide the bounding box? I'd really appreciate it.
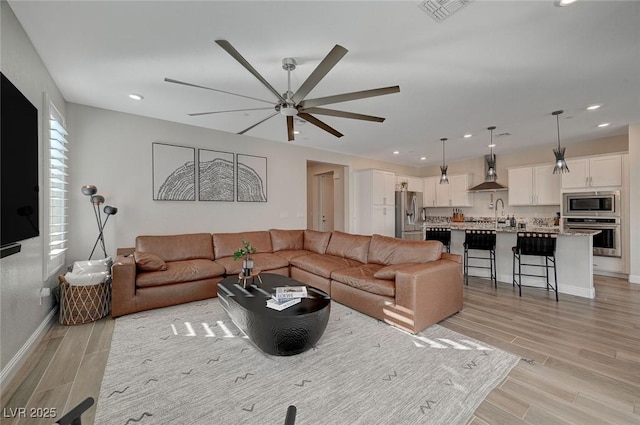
[165,40,399,142]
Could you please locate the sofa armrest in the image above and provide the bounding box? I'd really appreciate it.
[393,260,463,333]
[441,252,462,264]
[117,247,135,256]
[111,254,137,318]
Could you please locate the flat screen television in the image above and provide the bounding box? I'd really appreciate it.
[1,72,40,248]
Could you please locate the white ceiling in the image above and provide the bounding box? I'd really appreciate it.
[8,0,640,167]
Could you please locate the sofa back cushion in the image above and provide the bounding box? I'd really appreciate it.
[303,229,332,254]
[136,233,214,262]
[213,231,273,259]
[367,234,442,265]
[269,229,304,252]
[325,231,371,264]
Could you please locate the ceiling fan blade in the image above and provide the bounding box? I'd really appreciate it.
[164,77,273,105]
[292,45,348,104]
[300,86,400,109]
[215,40,287,104]
[287,116,295,142]
[188,107,274,117]
[298,112,344,138]
[300,107,385,122]
[237,112,279,135]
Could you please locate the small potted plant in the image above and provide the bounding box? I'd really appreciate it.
[234,240,257,276]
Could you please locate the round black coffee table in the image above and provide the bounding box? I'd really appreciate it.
[217,273,330,356]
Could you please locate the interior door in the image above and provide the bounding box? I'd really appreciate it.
[318,173,335,232]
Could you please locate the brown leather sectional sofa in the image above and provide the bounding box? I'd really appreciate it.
[111,229,463,333]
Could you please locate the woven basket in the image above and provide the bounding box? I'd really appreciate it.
[58,275,111,325]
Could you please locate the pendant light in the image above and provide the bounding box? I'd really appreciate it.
[552,110,569,174]
[486,126,497,181]
[439,137,449,184]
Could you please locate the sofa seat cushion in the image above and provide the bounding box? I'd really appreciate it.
[273,249,313,262]
[331,264,395,297]
[290,253,361,279]
[214,252,289,275]
[136,259,225,288]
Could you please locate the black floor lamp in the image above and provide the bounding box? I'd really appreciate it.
[81,185,118,260]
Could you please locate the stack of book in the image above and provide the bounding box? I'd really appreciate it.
[266,286,308,311]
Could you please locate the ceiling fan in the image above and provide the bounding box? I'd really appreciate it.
[165,40,400,141]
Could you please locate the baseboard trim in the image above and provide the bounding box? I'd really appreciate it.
[0,307,57,394]
[629,274,640,284]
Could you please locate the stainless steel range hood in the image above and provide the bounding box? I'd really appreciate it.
[468,154,508,192]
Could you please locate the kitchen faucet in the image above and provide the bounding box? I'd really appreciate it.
[494,198,505,228]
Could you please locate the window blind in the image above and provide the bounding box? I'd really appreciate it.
[45,103,68,278]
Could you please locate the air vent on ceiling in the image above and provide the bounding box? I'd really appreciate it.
[418,0,474,23]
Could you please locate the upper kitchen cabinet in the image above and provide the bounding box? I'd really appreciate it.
[435,174,473,207]
[508,164,560,206]
[423,176,437,207]
[562,154,622,189]
[396,176,424,192]
[370,169,396,205]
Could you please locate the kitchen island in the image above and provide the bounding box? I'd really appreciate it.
[425,223,599,299]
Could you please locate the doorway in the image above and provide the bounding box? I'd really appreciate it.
[317,172,335,232]
[307,161,346,232]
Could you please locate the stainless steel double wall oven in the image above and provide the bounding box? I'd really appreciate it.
[563,191,621,257]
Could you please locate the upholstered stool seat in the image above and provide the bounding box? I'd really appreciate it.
[463,230,497,287]
[512,232,558,301]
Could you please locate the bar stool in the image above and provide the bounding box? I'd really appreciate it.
[425,227,451,253]
[463,230,497,287]
[512,232,558,301]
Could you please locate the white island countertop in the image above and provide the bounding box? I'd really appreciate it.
[424,223,598,299]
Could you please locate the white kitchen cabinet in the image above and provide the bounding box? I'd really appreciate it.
[354,169,396,236]
[562,154,622,189]
[508,164,560,206]
[396,176,424,192]
[435,174,472,207]
[371,170,396,205]
[422,176,437,207]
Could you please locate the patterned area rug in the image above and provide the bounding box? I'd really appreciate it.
[96,299,519,425]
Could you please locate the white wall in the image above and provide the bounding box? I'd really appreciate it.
[0,0,67,376]
[629,124,640,284]
[65,104,422,261]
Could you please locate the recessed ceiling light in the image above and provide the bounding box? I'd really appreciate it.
[597,122,610,128]
[293,130,300,135]
[555,0,580,7]
[488,144,496,148]
[128,93,144,101]
[464,134,472,138]
[420,157,427,161]
[393,151,400,155]
[587,104,601,110]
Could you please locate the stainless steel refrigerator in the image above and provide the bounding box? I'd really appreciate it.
[395,191,424,240]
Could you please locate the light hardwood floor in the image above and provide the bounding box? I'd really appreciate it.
[2,275,639,424]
